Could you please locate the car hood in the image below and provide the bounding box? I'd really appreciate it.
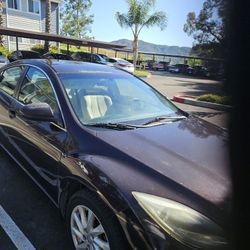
[95,116,231,210]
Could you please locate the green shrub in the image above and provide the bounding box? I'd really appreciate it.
[31,44,45,55]
[31,44,60,55]
[49,45,60,53]
[0,46,11,57]
[60,45,88,55]
[197,94,232,105]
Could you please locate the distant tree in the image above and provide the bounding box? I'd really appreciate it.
[0,0,4,46]
[116,0,167,67]
[184,0,227,58]
[44,0,51,52]
[60,0,94,39]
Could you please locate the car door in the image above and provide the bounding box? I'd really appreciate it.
[0,66,26,152]
[7,66,67,202]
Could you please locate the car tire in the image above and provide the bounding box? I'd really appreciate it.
[66,189,129,250]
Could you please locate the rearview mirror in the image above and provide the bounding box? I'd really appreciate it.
[19,102,55,122]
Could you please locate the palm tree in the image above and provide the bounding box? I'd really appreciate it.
[116,0,167,67]
[44,0,51,52]
[0,0,4,46]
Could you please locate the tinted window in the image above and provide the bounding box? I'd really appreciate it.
[0,67,24,96]
[21,51,40,59]
[109,58,117,63]
[92,55,101,62]
[83,54,91,60]
[18,67,59,114]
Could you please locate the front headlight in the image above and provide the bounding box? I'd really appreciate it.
[132,192,228,249]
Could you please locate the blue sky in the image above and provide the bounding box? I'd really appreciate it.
[89,0,205,47]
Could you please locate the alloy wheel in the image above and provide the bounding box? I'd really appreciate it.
[70,205,110,250]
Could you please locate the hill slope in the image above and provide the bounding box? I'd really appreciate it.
[112,39,191,55]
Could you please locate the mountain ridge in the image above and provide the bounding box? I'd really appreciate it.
[111,39,191,55]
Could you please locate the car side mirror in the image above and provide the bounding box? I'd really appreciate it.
[19,102,55,122]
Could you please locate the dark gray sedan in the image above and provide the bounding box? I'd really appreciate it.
[0,59,232,250]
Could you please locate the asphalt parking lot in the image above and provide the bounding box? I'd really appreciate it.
[0,151,73,250]
[0,72,229,250]
[145,71,229,129]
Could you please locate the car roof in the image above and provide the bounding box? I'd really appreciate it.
[12,50,40,54]
[9,59,130,75]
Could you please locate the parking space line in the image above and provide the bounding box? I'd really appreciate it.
[0,205,36,250]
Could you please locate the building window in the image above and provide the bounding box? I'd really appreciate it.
[8,0,21,10]
[10,37,23,43]
[28,0,40,14]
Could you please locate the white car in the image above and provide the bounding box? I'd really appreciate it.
[0,55,9,68]
[168,65,180,73]
[108,57,135,73]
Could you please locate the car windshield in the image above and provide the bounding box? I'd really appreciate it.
[59,72,180,125]
[99,55,110,61]
[117,59,130,64]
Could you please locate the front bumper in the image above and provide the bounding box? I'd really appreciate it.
[117,211,231,250]
[117,212,195,250]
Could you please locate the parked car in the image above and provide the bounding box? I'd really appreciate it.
[42,52,73,60]
[8,50,41,62]
[146,60,154,70]
[108,57,135,73]
[175,64,190,73]
[168,64,190,74]
[152,61,169,71]
[71,52,108,65]
[0,60,232,250]
[98,53,110,62]
[190,65,211,77]
[0,53,9,68]
[168,64,181,73]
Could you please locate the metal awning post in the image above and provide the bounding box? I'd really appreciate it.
[16,37,19,51]
[67,44,69,55]
[91,47,94,62]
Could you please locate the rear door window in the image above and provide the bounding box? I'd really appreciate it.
[0,66,25,96]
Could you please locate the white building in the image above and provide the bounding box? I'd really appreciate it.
[2,0,62,50]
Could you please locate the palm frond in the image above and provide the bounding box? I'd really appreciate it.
[142,11,167,31]
[116,12,131,28]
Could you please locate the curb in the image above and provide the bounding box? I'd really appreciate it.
[172,95,232,111]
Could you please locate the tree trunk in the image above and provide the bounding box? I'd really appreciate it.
[133,35,138,68]
[0,0,4,46]
[44,0,51,52]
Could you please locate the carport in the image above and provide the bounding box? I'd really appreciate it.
[0,27,223,67]
[113,48,223,64]
[0,27,126,54]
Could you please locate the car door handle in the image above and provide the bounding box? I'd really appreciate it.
[9,110,16,119]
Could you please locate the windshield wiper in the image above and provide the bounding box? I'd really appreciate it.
[143,116,186,125]
[87,116,187,130]
[87,122,147,130]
